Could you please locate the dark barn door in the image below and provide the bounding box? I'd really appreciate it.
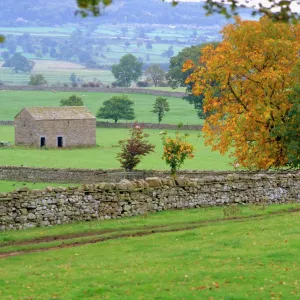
[40,137,46,147]
[57,136,63,148]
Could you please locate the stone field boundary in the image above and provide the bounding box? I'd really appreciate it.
[1,165,298,184]
[0,172,299,230]
[0,85,185,97]
[0,120,203,130]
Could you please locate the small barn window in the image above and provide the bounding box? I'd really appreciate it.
[40,137,46,147]
[57,136,63,148]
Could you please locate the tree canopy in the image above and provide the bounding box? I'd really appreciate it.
[166,43,218,119]
[3,53,34,73]
[146,64,165,87]
[60,95,84,106]
[111,54,143,87]
[151,97,170,124]
[184,17,300,170]
[97,95,135,123]
[76,0,300,22]
[28,74,47,86]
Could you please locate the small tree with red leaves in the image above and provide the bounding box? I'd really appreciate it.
[117,124,155,171]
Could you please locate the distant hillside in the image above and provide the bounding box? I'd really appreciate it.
[0,0,255,27]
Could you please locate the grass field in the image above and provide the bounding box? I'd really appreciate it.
[0,90,201,125]
[1,204,299,299]
[0,62,115,86]
[0,180,78,193]
[0,126,230,170]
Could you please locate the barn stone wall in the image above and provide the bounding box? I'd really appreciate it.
[0,173,299,230]
[14,116,96,148]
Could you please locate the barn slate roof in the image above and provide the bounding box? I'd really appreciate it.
[17,107,95,120]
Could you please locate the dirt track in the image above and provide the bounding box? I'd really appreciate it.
[1,208,299,259]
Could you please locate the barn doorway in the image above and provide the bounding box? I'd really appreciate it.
[40,137,46,147]
[57,136,63,148]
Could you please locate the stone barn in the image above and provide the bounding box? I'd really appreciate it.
[15,107,96,148]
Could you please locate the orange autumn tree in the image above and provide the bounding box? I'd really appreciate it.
[184,17,300,169]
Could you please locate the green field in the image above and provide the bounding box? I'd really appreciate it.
[0,90,201,125]
[1,204,299,299]
[0,65,115,86]
[0,180,78,193]
[0,126,230,170]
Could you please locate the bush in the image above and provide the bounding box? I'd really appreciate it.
[117,124,155,171]
[111,81,119,88]
[60,95,84,106]
[161,132,195,176]
[136,81,149,87]
[28,74,47,86]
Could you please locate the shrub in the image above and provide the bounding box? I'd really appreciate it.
[117,124,155,171]
[60,95,84,106]
[136,81,149,87]
[162,132,195,176]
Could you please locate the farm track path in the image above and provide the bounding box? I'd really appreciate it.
[1,207,299,259]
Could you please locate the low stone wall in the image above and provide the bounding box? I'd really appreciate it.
[0,85,185,97]
[95,122,203,130]
[0,121,14,126]
[1,165,297,184]
[1,173,299,230]
[0,121,202,130]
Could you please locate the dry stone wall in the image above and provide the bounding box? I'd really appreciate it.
[1,173,299,230]
[1,166,297,184]
[0,121,202,130]
[0,85,185,97]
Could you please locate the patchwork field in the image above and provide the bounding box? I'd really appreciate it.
[0,126,230,170]
[0,63,115,86]
[0,90,201,125]
[1,204,299,299]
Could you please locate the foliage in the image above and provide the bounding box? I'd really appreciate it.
[136,81,150,87]
[97,95,135,123]
[162,132,195,175]
[166,43,218,119]
[272,84,300,169]
[60,95,84,106]
[111,54,143,87]
[28,74,47,86]
[3,53,34,73]
[117,124,155,171]
[151,97,170,124]
[184,17,300,170]
[146,64,166,87]
[75,0,300,22]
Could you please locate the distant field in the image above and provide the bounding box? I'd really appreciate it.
[0,24,220,85]
[0,61,115,86]
[0,126,231,170]
[0,90,201,125]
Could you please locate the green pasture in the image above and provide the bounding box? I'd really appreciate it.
[0,67,115,86]
[0,90,201,125]
[0,126,230,170]
[1,204,299,299]
[0,180,78,193]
